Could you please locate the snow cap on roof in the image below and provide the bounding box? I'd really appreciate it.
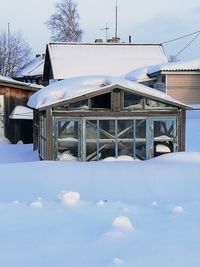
[28,75,189,109]
[15,55,44,78]
[149,58,200,74]
[125,66,152,82]
[125,58,200,81]
[0,75,42,89]
[45,43,168,79]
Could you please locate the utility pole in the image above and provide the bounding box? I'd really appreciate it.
[100,23,110,42]
[115,0,118,39]
[7,22,11,76]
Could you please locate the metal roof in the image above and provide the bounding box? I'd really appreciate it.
[15,55,44,78]
[148,58,200,74]
[0,75,43,91]
[28,75,190,110]
[44,43,168,80]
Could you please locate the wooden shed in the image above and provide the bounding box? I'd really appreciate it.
[0,76,42,143]
[28,76,190,161]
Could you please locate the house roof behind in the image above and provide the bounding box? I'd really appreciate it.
[15,55,44,78]
[0,75,43,91]
[28,75,189,110]
[44,43,168,80]
[125,58,200,81]
[148,58,200,74]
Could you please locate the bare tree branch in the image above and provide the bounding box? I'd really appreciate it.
[0,31,32,77]
[46,0,83,42]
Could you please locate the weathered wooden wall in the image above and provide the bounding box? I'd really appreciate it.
[0,85,34,143]
[167,74,200,105]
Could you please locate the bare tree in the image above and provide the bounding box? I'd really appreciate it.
[47,0,83,42]
[0,30,32,77]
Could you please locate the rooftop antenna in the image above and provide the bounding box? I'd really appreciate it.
[100,23,110,42]
[115,0,118,39]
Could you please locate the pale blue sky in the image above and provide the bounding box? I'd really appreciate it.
[0,0,199,60]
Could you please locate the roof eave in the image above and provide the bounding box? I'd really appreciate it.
[36,82,190,111]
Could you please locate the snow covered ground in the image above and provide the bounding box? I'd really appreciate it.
[0,109,200,267]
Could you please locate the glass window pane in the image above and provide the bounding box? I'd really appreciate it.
[69,100,89,110]
[117,120,134,158]
[154,120,175,139]
[98,142,115,160]
[136,120,146,160]
[86,120,97,140]
[117,120,133,139]
[99,120,115,139]
[98,120,115,160]
[145,99,168,109]
[118,141,133,157]
[91,93,111,109]
[124,92,143,109]
[153,119,176,157]
[56,120,79,161]
[86,120,98,161]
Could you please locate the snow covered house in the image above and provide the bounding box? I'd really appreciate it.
[0,76,42,143]
[148,58,200,105]
[127,58,200,105]
[43,43,168,83]
[14,55,45,85]
[28,76,190,161]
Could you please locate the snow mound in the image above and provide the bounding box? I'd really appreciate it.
[112,216,134,232]
[0,137,11,144]
[58,150,77,161]
[103,231,123,240]
[173,206,184,214]
[96,200,108,206]
[58,191,80,206]
[30,201,43,208]
[103,155,138,161]
[151,201,158,207]
[113,257,126,265]
[125,66,150,82]
[153,152,200,163]
[9,106,33,120]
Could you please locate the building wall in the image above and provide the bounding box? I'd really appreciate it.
[166,73,200,105]
[0,85,34,143]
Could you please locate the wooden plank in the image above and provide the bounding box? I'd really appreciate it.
[167,74,200,87]
[46,108,53,160]
[52,110,179,117]
[167,86,200,104]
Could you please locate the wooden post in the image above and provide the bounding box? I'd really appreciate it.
[46,107,53,160]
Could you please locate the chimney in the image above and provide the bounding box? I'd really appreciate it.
[129,36,132,43]
[95,39,103,43]
[107,37,120,43]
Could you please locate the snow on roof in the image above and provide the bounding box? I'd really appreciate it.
[148,58,200,74]
[125,66,153,82]
[15,55,44,78]
[9,106,33,120]
[125,58,200,81]
[28,75,189,109]
[45,43,168,79]
[0,75,43,90]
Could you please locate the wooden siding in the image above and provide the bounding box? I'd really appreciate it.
[167,74,200,105]
[0,85,34,143]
